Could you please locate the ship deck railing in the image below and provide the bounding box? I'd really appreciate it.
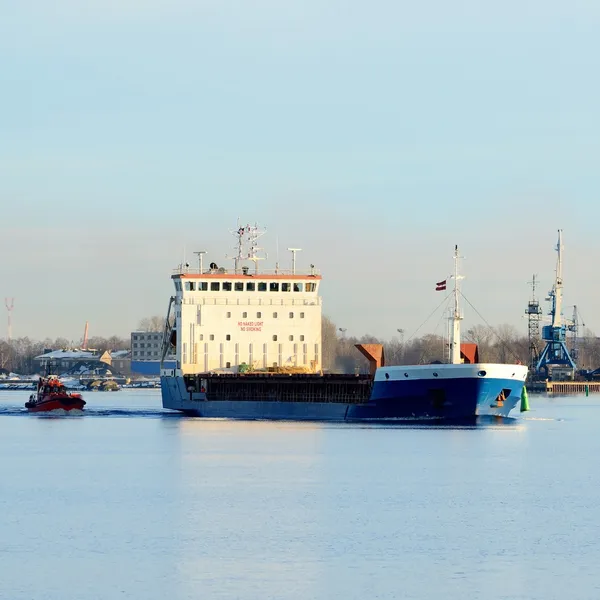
[173,268,321,276]
[529,381,600,395]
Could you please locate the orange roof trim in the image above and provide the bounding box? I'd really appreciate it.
[174,273,322,280]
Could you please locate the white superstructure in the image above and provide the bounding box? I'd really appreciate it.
[167,223,322,375]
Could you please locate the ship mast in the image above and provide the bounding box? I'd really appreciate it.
[450,245,463,364]
[227,220,267,274]
[246,222,267,274]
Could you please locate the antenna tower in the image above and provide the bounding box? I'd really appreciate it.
[5,298,14,342]
[397,328,405,363]
[568,305,584,363]
[525,275,543,373]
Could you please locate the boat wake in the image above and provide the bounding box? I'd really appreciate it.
[332,416,522,430]
[33,408,85,417]
[84,408,179,418]
[0,405,178,419]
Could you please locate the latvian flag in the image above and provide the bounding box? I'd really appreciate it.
[435,279,447,291]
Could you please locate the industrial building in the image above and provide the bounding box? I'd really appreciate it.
[131,331,175,375]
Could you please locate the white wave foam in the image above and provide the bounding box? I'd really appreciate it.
[35,408,85,417]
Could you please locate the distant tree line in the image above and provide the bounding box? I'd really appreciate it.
[137,316,165,332]
[3,314,600,376]
[0,335,130,375]
[0,316,167,374]
[322,316,600,374]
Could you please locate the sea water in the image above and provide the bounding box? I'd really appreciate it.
[1,390,599,600]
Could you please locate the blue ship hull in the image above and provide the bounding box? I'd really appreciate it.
[161,364,527,421]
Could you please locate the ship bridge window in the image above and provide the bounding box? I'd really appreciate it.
[270,282,279,292]
[223,282,232,291]
[258,282,267,292]
[211,282,220,291]
[293,283,303,292]
[246,282,255,291]
[184,282,191,291]
[235,282,244,291]
[198,282,208,291]
[305,282,316,292]
[282,283,291,292]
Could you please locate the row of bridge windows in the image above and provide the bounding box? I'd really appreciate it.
[224,311,305,319]
[177,281,317,293]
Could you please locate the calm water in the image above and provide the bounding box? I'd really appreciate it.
[1,390,600,600]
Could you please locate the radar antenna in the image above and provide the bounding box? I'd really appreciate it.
[287,248,302,274]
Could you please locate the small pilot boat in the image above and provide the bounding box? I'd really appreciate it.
[25,376,86,412]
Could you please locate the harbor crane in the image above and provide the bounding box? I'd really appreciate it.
[535,230,577,379]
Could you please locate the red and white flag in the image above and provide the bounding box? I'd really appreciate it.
[435,280,447,291]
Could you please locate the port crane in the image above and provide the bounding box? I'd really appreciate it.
[535,230,577,379]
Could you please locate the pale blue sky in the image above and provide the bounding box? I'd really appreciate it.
[2,1,599,341]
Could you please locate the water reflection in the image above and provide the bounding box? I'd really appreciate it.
[1,390,527,429]
[1,389,597,600]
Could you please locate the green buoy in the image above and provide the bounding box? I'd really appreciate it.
[520,386,530,412]
[585,384,589,397]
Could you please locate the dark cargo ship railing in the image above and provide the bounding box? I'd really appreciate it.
[184,373,374,403]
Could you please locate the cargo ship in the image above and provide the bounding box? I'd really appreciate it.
[160,223,527,421]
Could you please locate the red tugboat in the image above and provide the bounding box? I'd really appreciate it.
[25,376,86,412]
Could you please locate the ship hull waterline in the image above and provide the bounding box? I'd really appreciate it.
[25,399,86,412]
[161,364,528,422]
